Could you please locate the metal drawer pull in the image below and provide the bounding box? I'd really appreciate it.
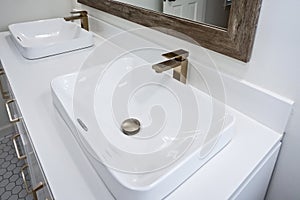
[21,164,31,193]
[5,99,20,123]
[21,164,44,200]
[12,134,26,160]
[0,69,10,99]
[32,182,44,200]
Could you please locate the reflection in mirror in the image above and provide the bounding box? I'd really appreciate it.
[115,0,231,28]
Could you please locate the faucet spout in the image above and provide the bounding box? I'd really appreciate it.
[64,10,89,31]
[152,59,182,73]
[152,49,189,84]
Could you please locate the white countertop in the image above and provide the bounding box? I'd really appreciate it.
[0,31,282,200]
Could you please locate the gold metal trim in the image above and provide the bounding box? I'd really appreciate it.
[21,164,44,200]
[21,164,31,193]
[12,134,26,160]
[32,182,44,200]
[0,69,10,99]
[152,49,188,84]
[64,10,89,31]
[5,99,20,123]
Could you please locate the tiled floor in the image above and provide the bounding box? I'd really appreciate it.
[0,134,33,200]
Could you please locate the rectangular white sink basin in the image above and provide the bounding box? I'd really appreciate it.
[9,18,94,59]
[51,47,235,199]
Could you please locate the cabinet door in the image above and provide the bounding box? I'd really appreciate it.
[230,143,281,200]
[18,117,54,200]
[0,67,12,100]
[7,97,54,200]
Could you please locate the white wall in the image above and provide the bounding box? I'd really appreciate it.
[0,0,73,31]
[215,0,300,198]
[75,0,300,198]
[251,0,300,199]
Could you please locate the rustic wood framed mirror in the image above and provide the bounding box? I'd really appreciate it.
[78,0,262,62]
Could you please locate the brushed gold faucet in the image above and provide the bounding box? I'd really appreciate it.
[152,49,189,84]
[64,10,89,31]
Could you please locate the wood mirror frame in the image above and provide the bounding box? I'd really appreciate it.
[78,0,262,62]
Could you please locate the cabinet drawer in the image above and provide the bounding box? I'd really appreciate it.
[5,99,21,124]
[13,121,54,200]
[0,66,13,100]
[8,99,54,200]
[26,146,53,200]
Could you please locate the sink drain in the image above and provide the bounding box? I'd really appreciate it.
[121,118,141,136]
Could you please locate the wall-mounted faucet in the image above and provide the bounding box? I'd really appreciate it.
[64,10,89,31]
[152,49,189,84]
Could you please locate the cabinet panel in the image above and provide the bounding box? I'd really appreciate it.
[1,69,55,200]
[0,67,12,100]
[13,117,54,200]
[230,143,281,200]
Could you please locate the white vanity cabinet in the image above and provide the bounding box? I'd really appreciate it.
[0,67,54,200]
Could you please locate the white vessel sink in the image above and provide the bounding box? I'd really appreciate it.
[9,18,94,59]
[51,51,235,200]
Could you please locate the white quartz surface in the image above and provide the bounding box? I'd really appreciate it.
[0,31,281,199]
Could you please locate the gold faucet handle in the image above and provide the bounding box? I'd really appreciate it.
[162,49,189,60]
[70,10,88,16]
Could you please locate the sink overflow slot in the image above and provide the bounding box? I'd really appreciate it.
[77,118,88,132]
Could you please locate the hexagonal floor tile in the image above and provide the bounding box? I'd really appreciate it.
[0,134,33,200]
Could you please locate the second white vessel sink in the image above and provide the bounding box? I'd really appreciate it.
[51,45,235,199]
[9,18,94,59]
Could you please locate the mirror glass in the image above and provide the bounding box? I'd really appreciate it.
[114,0,231,28]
